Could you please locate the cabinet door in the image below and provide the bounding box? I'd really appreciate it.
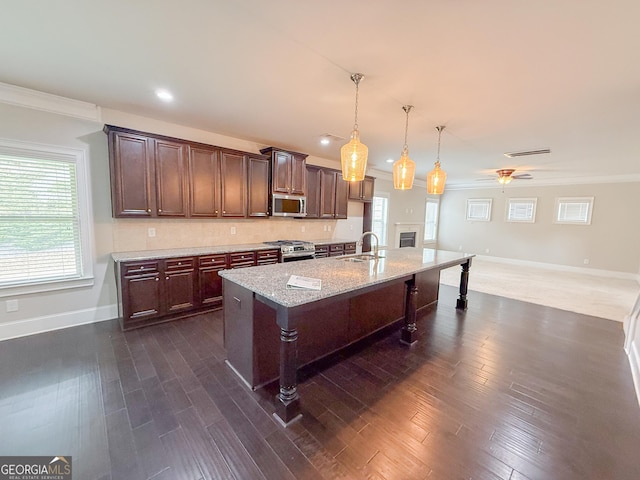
[305,166,321,218]
[319,169,336,218]
[220,150,247,217]
[334,174,349,219]
[122,273,162,322]
[290,154,307,195]
[164,258,196,313]
[272,151,291,194]
[348,180,362,200]
[188,146,221,217]
[247,156,270,217]
[155,139,188,217]
[198,254,227,306]
[361,177,375,201]
[109,131,154,217]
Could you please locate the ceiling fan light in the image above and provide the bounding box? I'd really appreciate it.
[427,161,447,194]
[392,147,415,190]
[498,175,512,185]
[341,130,368,181]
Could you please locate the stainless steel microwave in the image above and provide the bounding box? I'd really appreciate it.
[271,194,307,217]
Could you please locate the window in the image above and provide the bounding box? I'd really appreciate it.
[0,139,93,296]
[466,198,492,221]
[424,198,439,243]
[555,197,594,224]
[507,198,537,223]
[371,194,389,246]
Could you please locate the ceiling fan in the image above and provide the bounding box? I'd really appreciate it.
[495,168,533,184]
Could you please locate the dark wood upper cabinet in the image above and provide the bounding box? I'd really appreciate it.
[318,168,348,219]
[188,146,221,217]
[220,150,247,217]
[348,176,375,202]
[305,165,322,219]
[155,139,188,216]
[107,128,155,217]
[260,147,308,196]
[247,155,270,217]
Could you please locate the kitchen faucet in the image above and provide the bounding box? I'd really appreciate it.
[359,231,380,260]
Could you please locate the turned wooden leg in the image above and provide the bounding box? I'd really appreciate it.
[456,259,472,310]
[274,327,301,426]
[401,277,418,345]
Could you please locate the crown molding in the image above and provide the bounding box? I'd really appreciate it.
[0,82,101,122]
[446,173,640,190]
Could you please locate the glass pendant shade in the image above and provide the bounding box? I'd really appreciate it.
[393,147,415,190]
[498,175,512,185]
[341,129,368,182]
[427,161,447,194]
[427,125,447,195]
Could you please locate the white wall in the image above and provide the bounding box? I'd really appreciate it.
[438,183,640,274]
[0,103,362,339]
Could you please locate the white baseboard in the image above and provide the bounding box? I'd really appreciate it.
[629,340,640,407]
[475,254,639,282]
[0,304,118,342]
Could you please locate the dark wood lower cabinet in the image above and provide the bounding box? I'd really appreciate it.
[117,248,281,330]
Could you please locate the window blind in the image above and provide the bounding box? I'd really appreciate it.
[0,154,82,286]
[557,201,591,223]
[507,198,537,222]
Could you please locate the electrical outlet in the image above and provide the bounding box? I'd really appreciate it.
[458,245,462,251]
[583,258,590,265]
[6,299,18,312]
[148,227,156,238]
[485,248,490,254]
[328,225,332,232]
[323,225,327,232]
[230,226,237,235]
[301,226,305,233]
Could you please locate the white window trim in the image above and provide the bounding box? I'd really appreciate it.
[554,196,594,225]
[0,138,94,298]
[466,198,492,222]
[371,192,390,247]
[506,197,537,223]
[424,197,440,245]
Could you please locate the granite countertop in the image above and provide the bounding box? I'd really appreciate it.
[111,243,278,262]
[218,248,474,308]
[111,239,361,262]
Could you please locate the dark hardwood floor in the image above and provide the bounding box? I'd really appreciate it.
[1,286,639,479]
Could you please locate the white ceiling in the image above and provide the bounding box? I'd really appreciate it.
[2,0,640,187]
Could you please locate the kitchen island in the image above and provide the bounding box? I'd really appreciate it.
[219,248,474,426]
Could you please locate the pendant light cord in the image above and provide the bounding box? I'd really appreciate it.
[350,73,364,131]
[402,105,413,151]
[436,125,444,161]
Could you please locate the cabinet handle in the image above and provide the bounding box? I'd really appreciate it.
[158,209,162,212]
[215,210,218,214]
[140,266,144,270]
[147,209,151,213]
[155,278,159,281]
[223,210,226,214]
[166,276,169,280]
[178,262,182,265]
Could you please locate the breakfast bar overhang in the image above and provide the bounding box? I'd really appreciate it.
[219,248,474,426]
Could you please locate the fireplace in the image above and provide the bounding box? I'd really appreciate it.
[399,231,416,248]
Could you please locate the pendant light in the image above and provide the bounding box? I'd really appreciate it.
[341,73,368,182]
[393,105,416,190]
[427,125,447,194]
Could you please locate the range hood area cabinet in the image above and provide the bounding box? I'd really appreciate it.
[260,147,307,196]
[104,125,270,219]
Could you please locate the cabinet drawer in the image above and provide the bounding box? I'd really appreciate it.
[315,245,329,254]
[123,261,160,276]
[199,254,227,268]
[229,251,256,267]
[329,244,344,253]
[165,258,194,270]
[257,249,280,265]
[344,242,357,253]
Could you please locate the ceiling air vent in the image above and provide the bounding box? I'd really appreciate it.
[504,149,551,158]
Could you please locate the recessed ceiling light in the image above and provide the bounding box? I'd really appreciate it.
[320,137,330,145]
[386,158,394,163]
[155,89,174,102]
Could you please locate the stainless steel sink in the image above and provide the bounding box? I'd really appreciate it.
[339,254,384,262]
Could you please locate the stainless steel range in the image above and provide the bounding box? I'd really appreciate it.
[264,240,315,262]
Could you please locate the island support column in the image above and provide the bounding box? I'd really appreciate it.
[401,276,418,345]
[456,258,472,310]
[274,308,301,426]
